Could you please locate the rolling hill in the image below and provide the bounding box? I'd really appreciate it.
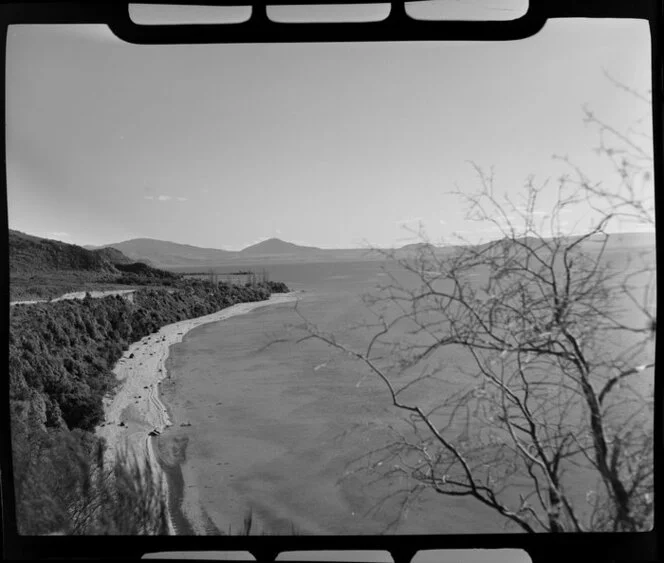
[476,231,656,253]
[582,230,656,249]
[88,237,330,267]
[399,242,440,251]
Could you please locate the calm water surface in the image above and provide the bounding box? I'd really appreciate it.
[162,261,506,534]
[161,255,654,535]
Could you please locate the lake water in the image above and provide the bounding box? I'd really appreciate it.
[158,253,655,535]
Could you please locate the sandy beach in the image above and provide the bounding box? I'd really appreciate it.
[95,292,299,535]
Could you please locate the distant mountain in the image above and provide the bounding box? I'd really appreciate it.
[399,242,439,251]
[583,231,656,248]
[474,231,656,257]
[87,238,236,268]
[87,237,330,268]
[240,238,321,255]
[79,231,654,271]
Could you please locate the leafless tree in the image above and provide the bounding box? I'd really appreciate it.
[296,80,655,533]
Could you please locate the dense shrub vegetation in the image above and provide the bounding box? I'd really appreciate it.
[9,279,289,534]
[115,261,181,280]
[264,280,289,293]
[114,262,182,287]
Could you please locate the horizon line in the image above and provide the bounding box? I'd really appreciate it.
[10,227,656,253]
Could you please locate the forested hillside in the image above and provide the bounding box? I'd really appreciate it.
[9,229,120,274]
[9,230,181,301]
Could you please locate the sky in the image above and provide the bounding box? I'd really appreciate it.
[5,7,653,251]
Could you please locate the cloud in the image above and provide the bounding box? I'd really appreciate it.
[439,219,447,225]
[145,194,187,202]
[49,232,71,240]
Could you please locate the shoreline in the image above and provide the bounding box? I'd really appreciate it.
[95,291,299,535]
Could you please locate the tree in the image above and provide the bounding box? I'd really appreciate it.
[296,80,655,533]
